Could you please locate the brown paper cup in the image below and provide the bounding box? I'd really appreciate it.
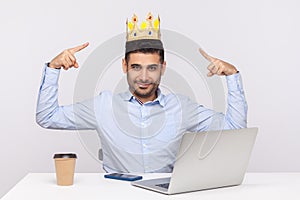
[53,153,77,186]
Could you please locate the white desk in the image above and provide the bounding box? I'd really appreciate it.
[1,173,300,200]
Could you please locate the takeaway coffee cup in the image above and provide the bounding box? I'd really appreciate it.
[53,153,77,186]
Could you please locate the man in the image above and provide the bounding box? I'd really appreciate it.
[36,13,247,173]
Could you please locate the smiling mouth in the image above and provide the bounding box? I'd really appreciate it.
[138,83,151,89]
[135,80,152,87]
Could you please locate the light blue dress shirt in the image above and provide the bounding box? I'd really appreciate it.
[36,65,247,173]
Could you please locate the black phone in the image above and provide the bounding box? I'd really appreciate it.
[104,173,143,181]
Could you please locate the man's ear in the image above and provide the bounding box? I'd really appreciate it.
[161,61,167,75]
[122,58,127,73]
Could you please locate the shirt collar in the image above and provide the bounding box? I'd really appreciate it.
[120,88,166,107]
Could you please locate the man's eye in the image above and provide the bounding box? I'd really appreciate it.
[148,66,158,71]
[132,65,141,71]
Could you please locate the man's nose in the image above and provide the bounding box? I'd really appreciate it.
[140,68,148,81]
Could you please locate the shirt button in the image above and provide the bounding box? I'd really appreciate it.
[143,143,147,148]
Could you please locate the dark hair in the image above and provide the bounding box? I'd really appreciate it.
[125,48,164,64]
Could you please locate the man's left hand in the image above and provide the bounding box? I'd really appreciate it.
[199,48,238,77]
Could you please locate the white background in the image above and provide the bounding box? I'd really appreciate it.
[1,0,299,198]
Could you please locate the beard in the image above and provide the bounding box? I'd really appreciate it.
[133,81,159,99]
[127,71,162,101]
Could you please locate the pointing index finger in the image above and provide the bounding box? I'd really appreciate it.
[199,48,216,62]
[69,42,89,54]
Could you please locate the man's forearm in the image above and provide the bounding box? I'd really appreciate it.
[223,72,248,129]
[36,64,62,128]
[36,64,98,130]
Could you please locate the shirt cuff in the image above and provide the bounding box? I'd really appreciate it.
[42,63,61,85]
[226,72,244,92]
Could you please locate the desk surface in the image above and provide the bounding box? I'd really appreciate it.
[2,173,300,200]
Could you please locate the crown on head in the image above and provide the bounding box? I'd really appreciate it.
[126,12,161,41]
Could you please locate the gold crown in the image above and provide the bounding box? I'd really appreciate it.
[126,12,161,41]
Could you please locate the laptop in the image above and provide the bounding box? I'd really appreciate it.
[131,127,258,195]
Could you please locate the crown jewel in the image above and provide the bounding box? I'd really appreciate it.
[125,12,163,53]
[126,12,161,41]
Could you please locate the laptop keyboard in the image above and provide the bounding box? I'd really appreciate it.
[155,183,170,189]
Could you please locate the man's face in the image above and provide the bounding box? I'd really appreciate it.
[122,52,166,102]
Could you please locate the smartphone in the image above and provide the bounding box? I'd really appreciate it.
[104,173,143,181]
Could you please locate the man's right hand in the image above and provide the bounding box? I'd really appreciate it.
[48,42,89,70]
